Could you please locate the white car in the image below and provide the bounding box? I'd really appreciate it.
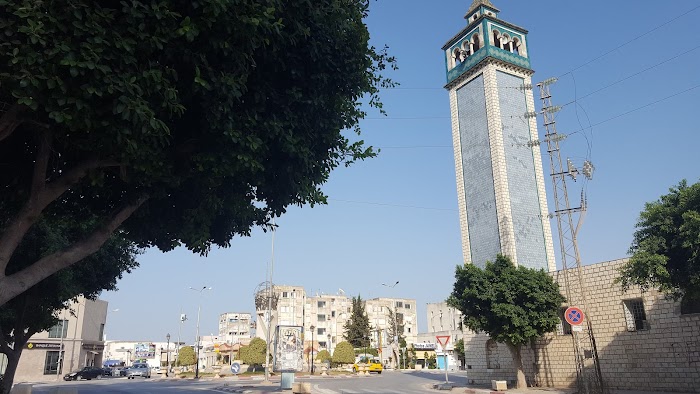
[125,363,151,379]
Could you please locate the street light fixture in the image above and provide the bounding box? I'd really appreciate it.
[166,333,171,377]
[189,286,212,379]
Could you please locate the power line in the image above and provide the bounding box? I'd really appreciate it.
[566,82,700,136]
[561,44,700,108]
[557,4,700,78]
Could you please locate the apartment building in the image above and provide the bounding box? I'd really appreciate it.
[218,312,252,344]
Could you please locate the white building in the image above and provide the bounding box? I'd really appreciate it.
[218,312,252,344]
[103,340,176,370]
[253,285,417,367]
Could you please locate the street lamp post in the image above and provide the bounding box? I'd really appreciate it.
[189,286,212,379]
[382,281,400,369]
[310,325,315,375]
[166,333,171,377]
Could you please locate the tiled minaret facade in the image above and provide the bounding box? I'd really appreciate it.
[443,0,555,271]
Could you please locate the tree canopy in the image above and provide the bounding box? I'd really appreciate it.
[0,0,395,306]
[240,337,267,366]
[331,341,354,365]
[448,254,565,388]
[343,295,371,348]
[617,180,700,308]
[177,346,196,366]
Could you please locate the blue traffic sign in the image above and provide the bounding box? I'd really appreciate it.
[231,362,241,374]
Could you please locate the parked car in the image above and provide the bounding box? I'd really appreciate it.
[125,363,151,379]
[101,367,113,377]
[64,366,104,381]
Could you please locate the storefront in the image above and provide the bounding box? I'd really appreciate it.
[10,298,107,384]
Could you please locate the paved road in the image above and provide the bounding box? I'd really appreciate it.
[27,370,469,393]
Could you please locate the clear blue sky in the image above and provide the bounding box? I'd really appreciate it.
[103,0,700,342]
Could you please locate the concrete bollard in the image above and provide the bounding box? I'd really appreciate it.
[292,382,312,394]
[491,380,507,391]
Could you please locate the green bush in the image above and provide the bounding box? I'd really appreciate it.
[332,341,355,365]
[316,350,331,363]
[177,346,196,366]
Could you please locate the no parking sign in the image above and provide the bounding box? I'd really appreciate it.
[564,307,585,326]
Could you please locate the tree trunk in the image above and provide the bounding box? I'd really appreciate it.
[506,343,527,389]
[1,349,22,394]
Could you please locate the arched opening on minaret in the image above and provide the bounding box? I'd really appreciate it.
[454,48,463,65]
[492,30,501,49]
[472,34,481,52]
[512,38,520,55]
[502,34,512,52]
[462,41,471,58]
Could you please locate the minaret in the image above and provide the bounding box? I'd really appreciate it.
[443,0,555,271]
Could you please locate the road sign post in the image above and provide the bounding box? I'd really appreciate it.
[230,362,241,375]
[436,335,450,384]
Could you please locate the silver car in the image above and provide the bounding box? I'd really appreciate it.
[125,363,151,379]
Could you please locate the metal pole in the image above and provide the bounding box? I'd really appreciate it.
[264,221,276,382]
[176,312,183,367]
[311,328,314,375]
[166,334,170,377]
[195,298,202,379]
[56,309,65,380]
[189,286,210,379]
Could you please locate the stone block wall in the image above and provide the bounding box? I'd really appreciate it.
[462,258,700,392]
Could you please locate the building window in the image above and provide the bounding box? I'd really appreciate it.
[405,304,411,309]
[317,314,326,322]
[318,301,326,308]
[557,307,572,335]
[623,299,648,331]
[331,311,336,318]
[317,328,326,335]
[44,351,64,375]
[407,327,411,333]
[319,341,327,349]
[48,320,68,339]
[282,292,288,298]
[395,301,403,308]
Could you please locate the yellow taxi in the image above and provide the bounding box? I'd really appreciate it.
[352,356,383,374]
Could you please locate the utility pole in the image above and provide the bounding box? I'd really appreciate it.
[534,78,604,394]
[264,220,276,383]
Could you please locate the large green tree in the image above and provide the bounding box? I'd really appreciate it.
[0,0,395,306]
[448,255,565,388]
[343,295,370,348]
[617,180,700,311]
[240,337,267,368]
[177,346,196,367]
[0,214,138,393]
